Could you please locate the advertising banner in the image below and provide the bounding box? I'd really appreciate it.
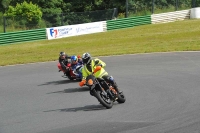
[46,22,104,40]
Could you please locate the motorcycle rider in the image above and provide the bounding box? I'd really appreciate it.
[70,55,83,79]
[58,52,71,76]
[79,52,121,96]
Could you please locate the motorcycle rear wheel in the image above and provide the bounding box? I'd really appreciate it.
[94,90,113,109]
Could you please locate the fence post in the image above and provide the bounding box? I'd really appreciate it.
[112,8,117,19]
[61,12,64,26]
[3,16,6,33]
[125,0,128,18]
[175,0,178,11]
[152,0,155,14]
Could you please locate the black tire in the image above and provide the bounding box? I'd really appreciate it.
[76,78,82,82]
[67,76,74,80]
[93,90,113,109]
[117,92,126,103]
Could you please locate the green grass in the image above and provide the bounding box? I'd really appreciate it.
[0,19,200,66]
[0,25,35,33]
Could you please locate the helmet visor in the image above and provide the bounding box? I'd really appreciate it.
[60,55,65,59]
[83,57,91,64]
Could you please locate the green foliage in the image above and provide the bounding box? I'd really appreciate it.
[190,0,200,7]
[0,0,199,32]
[62,9,115,25]
[38,0,63,27]
[4,1,42,29]
[0,12,3,25]
[1,0,11,8]
[0,0,11,12]
[117,12,125,19]
[127,0,197,17]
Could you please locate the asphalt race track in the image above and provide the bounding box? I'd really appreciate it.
[1,52,200,133]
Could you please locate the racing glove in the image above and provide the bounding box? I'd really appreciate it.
[79,80,86,87]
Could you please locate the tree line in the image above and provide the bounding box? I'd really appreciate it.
[1,0,199,14]
[0,0,199,30]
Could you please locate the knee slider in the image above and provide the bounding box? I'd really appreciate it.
[108,76,114,82]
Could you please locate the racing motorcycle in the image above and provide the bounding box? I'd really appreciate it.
[57,62,82,81]
[82,66,126,109]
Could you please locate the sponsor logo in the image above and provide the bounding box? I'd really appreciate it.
[50,27,73,38]
[58,28,73,36]
[76,23,101,33]
[50,28,58,38]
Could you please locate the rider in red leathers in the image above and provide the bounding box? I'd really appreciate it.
[58,52,71,76]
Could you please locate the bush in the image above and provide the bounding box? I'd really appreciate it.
[4,1,42,29]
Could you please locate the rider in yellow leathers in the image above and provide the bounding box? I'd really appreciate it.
[79,52,121,96]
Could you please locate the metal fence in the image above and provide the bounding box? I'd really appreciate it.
[125,0,200,17]
[0,8,117,33]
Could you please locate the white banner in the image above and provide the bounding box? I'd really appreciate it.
[46,22,104,40]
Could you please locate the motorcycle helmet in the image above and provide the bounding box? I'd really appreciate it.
[59,52,65,59]
[71,55,78,64]
[82,52,91,65]
[59,52,65,56]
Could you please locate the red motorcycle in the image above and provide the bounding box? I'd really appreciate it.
[57,62,77,80]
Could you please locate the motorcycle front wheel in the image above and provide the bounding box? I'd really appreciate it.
[93,90,113,109]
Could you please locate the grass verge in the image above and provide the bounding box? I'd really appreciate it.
[0,19,200,66]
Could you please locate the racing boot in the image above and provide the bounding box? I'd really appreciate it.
[109,79,122,94]
[106,76,122,93]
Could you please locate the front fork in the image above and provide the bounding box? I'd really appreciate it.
[99,80,116,100]
[96,80,108,97]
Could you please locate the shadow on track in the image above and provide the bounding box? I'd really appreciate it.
[43,104,106,112]
[38,79,78,86]
[47,86,89,94]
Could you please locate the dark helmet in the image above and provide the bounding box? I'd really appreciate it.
[59,52,67,59]
[82,52,91,65]
[59,52,65,57]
